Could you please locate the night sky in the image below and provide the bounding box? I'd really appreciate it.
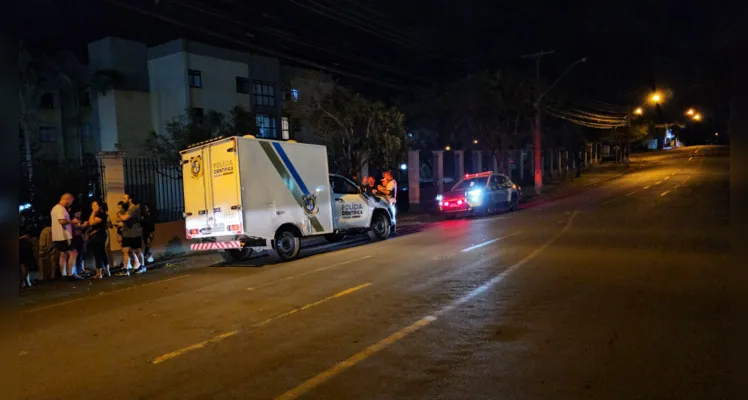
[16,0,738,134]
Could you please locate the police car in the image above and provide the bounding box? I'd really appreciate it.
[437,171,522,217]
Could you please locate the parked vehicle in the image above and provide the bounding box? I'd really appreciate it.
[436,171,521,217]
[180,136,396,262]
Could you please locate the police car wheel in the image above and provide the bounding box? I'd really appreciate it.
[274,229,301,260]
[369,212,390,240]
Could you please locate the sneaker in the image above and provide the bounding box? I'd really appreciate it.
[115,270,130,277]
[134,267,147,274]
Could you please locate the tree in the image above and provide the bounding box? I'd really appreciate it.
[443,70,534,174]
[286,71,407,177]
[145,106,257,178]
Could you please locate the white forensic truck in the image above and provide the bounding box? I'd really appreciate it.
[180,135,396,262]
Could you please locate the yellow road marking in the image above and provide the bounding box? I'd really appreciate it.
[252,283,372,328]
[643,185,651,190]
[151,283,372,364]
[626,191,636,196]
[664,176,670,180]
[151,330,239,365]
[247,256,372,291]
[23,274,192,314]
[274,316,437,400]
[660,190,670,197]
[655,180,663,185]
[689,157,693,161]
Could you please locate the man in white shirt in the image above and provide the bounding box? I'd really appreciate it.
[377,170,398,226]
[51,193,81,279]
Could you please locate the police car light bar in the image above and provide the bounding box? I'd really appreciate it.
[464,171,492,179]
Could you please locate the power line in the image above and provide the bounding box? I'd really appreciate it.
[103,0,411,90]
[173,0,433,84]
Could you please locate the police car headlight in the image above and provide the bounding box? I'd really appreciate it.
[468,189,483,200]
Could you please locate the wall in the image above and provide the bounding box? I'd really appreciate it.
[186,53,250,114]
[113,90,152,156]
[148,52,189,135]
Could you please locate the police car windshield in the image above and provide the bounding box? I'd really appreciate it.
[452,177,488,191]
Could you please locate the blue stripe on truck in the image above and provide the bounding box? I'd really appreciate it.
[272,142,311,195]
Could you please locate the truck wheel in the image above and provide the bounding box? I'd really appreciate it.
[274,228,301,260]
[221,247,253,263]
[324,233,346,243]
[369,211,390,240]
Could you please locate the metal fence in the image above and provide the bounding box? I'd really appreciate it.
[123,158,184,223]
[20,158,106,233]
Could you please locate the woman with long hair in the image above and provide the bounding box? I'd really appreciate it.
[87,200,110,279]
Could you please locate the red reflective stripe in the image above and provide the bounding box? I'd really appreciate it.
[191,241,242,251]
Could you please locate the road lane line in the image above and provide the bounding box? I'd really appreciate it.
[460,232,522,252]
[664,176,670,180]
[274,315,437,400]
[247,256,372,291]
[152,330,239,365]
[275,211,579,399]
[626,191,636,196]
[252,283,372,328]
[23,274,192,314]
[655,180,663,185]
[151,283,372,364]
[660,190,671,197]
[643,185,651,190]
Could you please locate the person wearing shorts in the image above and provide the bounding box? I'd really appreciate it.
[51,193,82,280]
[117,194,145,276]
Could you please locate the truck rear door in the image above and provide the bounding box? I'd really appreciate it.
[182,138,243,240]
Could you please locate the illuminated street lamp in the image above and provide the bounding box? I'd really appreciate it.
[472,139,478,144]
[693,113,702,121]
[445,145,451,151]
[686,108,695,116]
[634,107,643,115]
[650,93,662,103]
[714,132,719,136]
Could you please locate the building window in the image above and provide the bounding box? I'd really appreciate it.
[253,80,275,107]
[188,69,202,88]
[290,88,299,102]
[40,93,55,109]
[281,117,290,140]
[255,114,276,138]
[192,107,205,125]
[39,126,57,143]
[236,77,249,94]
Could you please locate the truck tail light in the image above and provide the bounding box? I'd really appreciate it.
[188,229,199,235]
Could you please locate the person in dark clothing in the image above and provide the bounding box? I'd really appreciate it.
[19,230,36,288]
[141,204,155,264]
[71,211,90,276]
[86,200,110,279]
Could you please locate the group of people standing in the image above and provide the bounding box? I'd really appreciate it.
[360,170,398,217]
[19,192,155,287]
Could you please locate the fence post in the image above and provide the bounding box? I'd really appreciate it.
[432,150,444,194]
[97,151,126,252]
[549,150,554,178]
[407,150,420,209]
[454,150,464,180]
[520,151,525,181]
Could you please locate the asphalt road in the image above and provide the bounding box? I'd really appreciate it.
[19,146,730,400]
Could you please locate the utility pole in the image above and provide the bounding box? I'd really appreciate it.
[626,105,631,167]
[522,50,554,195]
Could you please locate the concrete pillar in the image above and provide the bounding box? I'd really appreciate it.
[492,153,499,173]
[472,150,483,173]
[97,152,126,252]
[454,150,464,180]
[519,151,525,181]
[549,150,554,177]
[432,150,444,194]
[407,150,420,206]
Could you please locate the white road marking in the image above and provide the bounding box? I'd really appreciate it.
[664,176,670,180]
[461,232,522,252]
[689,157,693,161]
[626,191,636,196]
[643,185,652,190]
[655,180,663,185]
[660,190,670,197]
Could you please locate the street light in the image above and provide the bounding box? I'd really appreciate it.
[473,139,478,144]
[693,113,702,121]
[634,107,643,115]
[686,108,695,116]
[650,93,662,103]
[445,145,451,151]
